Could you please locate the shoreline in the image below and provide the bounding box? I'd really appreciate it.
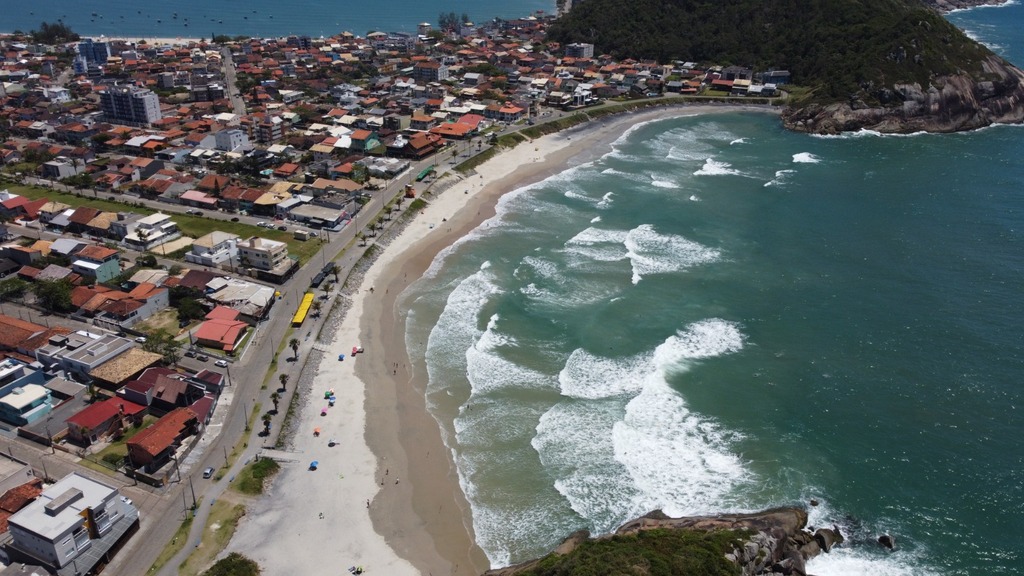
[358,103,779,573]
[223,103,778,575]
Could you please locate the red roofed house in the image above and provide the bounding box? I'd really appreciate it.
[0,478,44,534]
[194,318,248,353]
[71,244,121,283]
[65,398,146,446]
[126,407,200,474]
[204,306,240,321]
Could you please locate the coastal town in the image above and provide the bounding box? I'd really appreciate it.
[0,11,791,576]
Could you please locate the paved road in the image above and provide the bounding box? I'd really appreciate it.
[220,47,246,117]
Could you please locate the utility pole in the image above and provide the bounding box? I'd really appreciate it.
[182,489,189,518]
[188,475,197,509]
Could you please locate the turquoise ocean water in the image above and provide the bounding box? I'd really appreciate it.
[5,0,553,39]
[398,5,1024,574]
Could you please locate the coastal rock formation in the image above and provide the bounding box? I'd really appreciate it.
[782,54,1024,134]
[924,0,1008,13]
[482,507,846,576]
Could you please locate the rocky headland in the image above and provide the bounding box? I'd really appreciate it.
[482,507,868,576]
[781,53,1024,134]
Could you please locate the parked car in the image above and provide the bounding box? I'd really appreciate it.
[197,354,210,362]
[277,225,287,231]
[214,359,228,367]
[135,336,147,343]
[256,221,267,227]
[185,209,203,215]
[120,496,133,506]
[202,467,215,479]
[230,217,240,222]
[184,350,196,358]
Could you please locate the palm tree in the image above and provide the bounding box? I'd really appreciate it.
[278,373,289,391]
[261,413,272,434]
[270,392,280,413]
[328,263,339,283]
[311,300,323,318]
[289,338,299,360]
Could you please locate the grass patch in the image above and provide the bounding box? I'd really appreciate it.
[178,501,247,576]
[3,183,323,264]
[135,308,180,335]
[231,458,281,495]
[5,183,155,215]
[84,415,159,474]
[147,515,194,574]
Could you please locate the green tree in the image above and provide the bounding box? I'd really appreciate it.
[142,329,182,365]
[0,278,29,302]
[289,338,299,360]
[278,373,289,391]
[177,297,205,323]
[311,300,322,318]
[261,412,272,434]
[32,279,73,312]
[270,392,280,413]
[201,552,260,576]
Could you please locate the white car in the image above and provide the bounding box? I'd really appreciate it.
[135,336,147,344]
[120,495,133,506]
[256,221,267,227]
[214,359,228,367]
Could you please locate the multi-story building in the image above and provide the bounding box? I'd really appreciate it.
[6,472,138,572]
[184,231,239,267]
[213,129,251,153]
[71,245,121,283]
[100,85,161,126]
[122,213,181,252]
[237,237,289,272]
[35,334,134,381]
[413,60,449,83]
[77,39,111,64]
[565,42,596,58]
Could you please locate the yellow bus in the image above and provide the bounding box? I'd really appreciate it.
[291,293,315,326]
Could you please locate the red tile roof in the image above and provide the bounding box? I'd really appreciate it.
[127,407,198,458]
[66,398,146,431]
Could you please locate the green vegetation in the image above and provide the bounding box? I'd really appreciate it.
[179,502,247,576]
[515,528,751,576]
[141,329,183,365]
[232,458,281,495]
[548,0,998,104]
[30,21,80,44]
[148,516,194,574]
[200,553,260,576]
[32,279,74,312]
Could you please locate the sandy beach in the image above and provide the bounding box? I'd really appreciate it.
[225,104,778,575]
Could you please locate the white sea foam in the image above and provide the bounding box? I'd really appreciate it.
[559,349,648,399]
[689,194,701,202]
[948,0,1016,13]
[596,191,615,209]
[730,138,747,145]
[600,167,630,177]
[564,227,630,263]
[590,216,602,223]
[534,401,645,532]
[466,322,553,394]
[650,178,676,189]
[764,169,796,187]
[615,381,749,516]
[624,224,721,284]
[537,319,749,536]
[811,129,930,140]
[793,152,821,163]
[694,157,742,176]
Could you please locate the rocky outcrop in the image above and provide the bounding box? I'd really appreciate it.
[482,507,847,576]
[924,0,1007,13]
[782,54,1024,134]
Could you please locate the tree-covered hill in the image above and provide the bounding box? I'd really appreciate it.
[547,0,998,103]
